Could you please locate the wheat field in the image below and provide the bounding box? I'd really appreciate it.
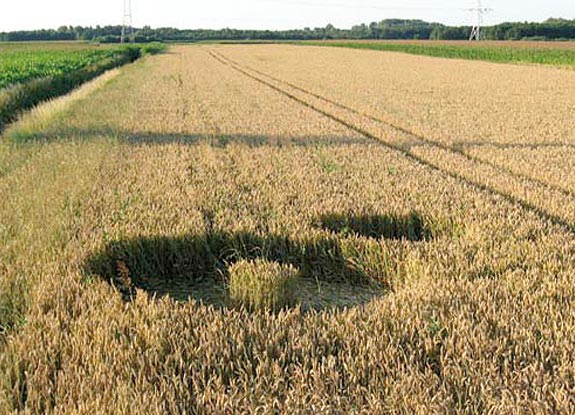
[1,45,575,414]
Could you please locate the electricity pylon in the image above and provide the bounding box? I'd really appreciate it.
[121,0,134,44]
[468,0,492,41]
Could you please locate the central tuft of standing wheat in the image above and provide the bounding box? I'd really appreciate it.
[228,259,299,311]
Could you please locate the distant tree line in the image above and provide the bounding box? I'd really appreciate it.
[430,18,575,41]
[2,18,575,42]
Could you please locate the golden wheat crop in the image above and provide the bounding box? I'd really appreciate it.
[1,45,575,414]
[466,144,575,194]
[228,259,300,311]
[219,44,575,145]
[212,45,575,232]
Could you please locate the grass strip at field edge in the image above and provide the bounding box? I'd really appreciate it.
[0,43,168,135]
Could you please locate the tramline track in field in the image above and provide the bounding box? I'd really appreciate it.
[210,49,575,200]
[209,48,575,234]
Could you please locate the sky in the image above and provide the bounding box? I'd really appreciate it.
[0,0,573,32]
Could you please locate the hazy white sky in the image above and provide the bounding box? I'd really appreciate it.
[0,0,573,31]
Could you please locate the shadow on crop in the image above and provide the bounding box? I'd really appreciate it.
[452,140,575,151]
[85,230,384,311]
[9,126,370,148]
[316,212,432,241]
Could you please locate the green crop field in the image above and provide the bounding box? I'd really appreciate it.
[0,49,123,89]
[0,42,165,131]
[299,40,575,66]
[0,41,108,51]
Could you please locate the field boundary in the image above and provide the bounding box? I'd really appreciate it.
[0,44,167,135]
[2,68,123,143]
